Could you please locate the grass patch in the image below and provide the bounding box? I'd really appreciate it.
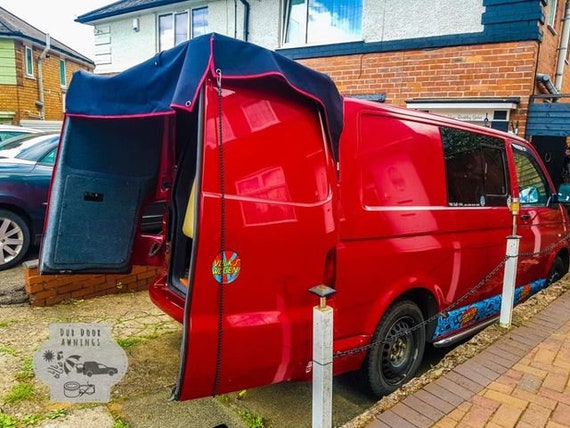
[0,344,18,356]
[0,413,17,427]
[113,419,130,428]
[238,409,265,428]
[46,408,68,420]
[21,413,42,425]
[0,320,17,328]
[116,337,141,349]
[15,358,35,381]
[4,383,34,404]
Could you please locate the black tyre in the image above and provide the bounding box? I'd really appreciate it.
[547,255,567,285]
[364,300,426,397]
[0,209,30,271]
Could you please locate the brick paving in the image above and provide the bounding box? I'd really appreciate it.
[365,290,570,428]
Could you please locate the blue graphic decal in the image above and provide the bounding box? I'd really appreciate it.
[432,278,547,340]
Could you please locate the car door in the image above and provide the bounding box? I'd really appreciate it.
[511,143,567,285]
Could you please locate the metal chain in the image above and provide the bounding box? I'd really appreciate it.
[333,231,570,359]
[213,69,225,396]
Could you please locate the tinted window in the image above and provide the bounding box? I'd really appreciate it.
[513,145,549,206]
[442,127,508,207]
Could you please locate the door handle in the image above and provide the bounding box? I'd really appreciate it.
[521,213,532,221]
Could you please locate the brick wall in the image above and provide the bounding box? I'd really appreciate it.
[23,261,162,307]
[299,40,540,137]
[0,40,92,125]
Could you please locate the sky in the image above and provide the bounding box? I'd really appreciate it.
[1,0,113,59]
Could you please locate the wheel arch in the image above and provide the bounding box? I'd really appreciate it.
[556,246,569,274]
[0,203,34,236]
[390,287,439,341]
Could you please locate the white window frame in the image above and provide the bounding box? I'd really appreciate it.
[158,7,209,51]
[282,0,363,47]
[25,46,34,77]
[158,11,189,51]
[191,6,208,38]
[406,101,519,133]
[548,0,558,31]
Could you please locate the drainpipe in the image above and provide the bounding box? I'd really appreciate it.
[37,33,51,120]
[238,0,250,41]
[537,73,559,94]
[555,1,570,90]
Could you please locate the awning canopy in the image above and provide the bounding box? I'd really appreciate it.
[66,32,344,158]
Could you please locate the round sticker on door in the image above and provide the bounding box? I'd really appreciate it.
[212,250,241,284]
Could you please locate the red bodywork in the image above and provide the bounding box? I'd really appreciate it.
[148,77,569,399]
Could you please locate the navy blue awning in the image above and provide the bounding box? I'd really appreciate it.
[66,33,343,158]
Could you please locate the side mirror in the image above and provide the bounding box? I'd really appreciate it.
[557,183,570,204]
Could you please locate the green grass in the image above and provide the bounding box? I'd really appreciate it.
[46,409,68,420]
[113,419,130,428]
[0,413,17,428]
[0,344,17,356]
[0,320,17,328]
[238,409,265,428]
[3,383,34,404]
[20,414,42,425]
[116,337,141,349]
[15,358,35,381]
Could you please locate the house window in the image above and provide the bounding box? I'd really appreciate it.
[59,59,67,87]
[283,0,362,45]
[548,0,558,29]
[159,12,187,50]
[159,8,208,51]
[25,46,34,77]
[192,7,208,37]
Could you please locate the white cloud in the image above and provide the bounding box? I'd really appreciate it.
[1,0,112,59]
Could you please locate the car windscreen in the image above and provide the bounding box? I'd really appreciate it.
[0,133,40,150]
[15,136,59,162]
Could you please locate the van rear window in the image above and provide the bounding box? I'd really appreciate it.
[441,127,509,207]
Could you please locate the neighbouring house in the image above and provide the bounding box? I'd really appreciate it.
[77,0,570,182]
[0,7,94,129]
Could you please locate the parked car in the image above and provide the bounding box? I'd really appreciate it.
[0,124,40,142]
[0,132,165,271]
[0,133,59,270]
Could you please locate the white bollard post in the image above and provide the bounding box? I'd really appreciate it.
[499,235,521,328]
[309,285,336,428]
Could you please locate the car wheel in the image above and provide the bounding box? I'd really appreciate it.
[0,209,30,271]
[364,300,426,398]
[547,255,567,285]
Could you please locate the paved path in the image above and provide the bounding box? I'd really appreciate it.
[366,290,570,428]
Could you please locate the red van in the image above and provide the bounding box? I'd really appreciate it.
[40,34,569,400]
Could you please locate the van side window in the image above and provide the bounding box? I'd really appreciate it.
[441,127,508,207]
[513,147,549,206]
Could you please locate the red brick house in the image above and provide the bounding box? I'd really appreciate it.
[0,7,94,127]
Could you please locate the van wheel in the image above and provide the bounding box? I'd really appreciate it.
[547,256,567,285]
[364,300,425,397]
[0,209,30,271]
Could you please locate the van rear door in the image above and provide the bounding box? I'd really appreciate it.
[172,81,338,399]
[40,114,172,273]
